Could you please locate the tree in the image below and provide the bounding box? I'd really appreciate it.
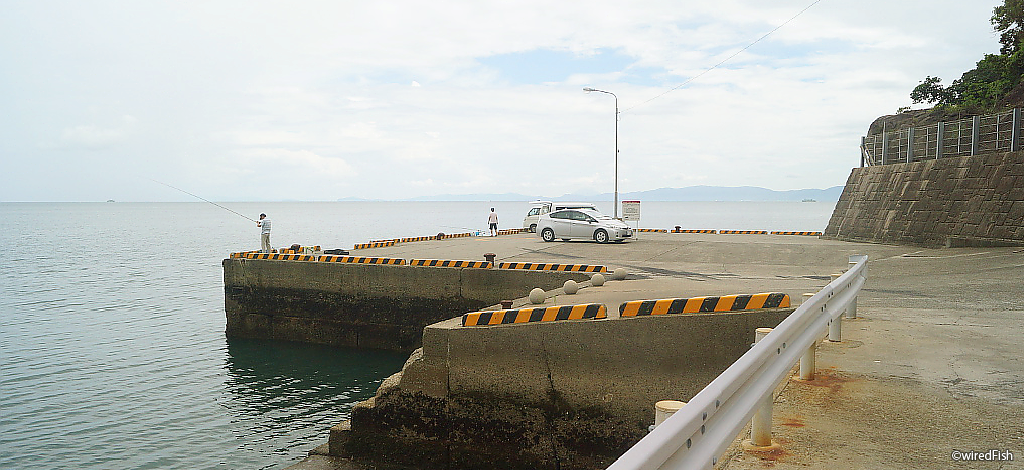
[910,76,951,105]
[993,0,1024,55]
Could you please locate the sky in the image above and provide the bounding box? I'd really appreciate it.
[0,0,1005,202]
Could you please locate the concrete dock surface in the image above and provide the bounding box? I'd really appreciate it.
[288,232,1024,469]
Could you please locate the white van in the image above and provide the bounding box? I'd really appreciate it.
[522,201,598,232]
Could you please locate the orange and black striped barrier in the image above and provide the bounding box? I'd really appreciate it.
[353,240,397,250]
[672,229,717,234]
[409,259,492,269]
[497,262,608,273]
[243,253,315,261]
[770,231,822,236]
[619,292,790,317]
[318,256,405,265]
[637,228,668,233]
[462,303,607,326]
[401,236,434,243]
[719,230,768,235]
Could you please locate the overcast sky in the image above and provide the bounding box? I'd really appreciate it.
[0,0,1003,202]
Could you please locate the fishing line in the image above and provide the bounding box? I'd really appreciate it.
[149,179,256,222]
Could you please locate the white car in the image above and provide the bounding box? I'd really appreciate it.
[536,208,633,243]
[522,201,599,232]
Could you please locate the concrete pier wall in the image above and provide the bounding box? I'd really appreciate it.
[222,258,593,350]
[824,150,1024,247]
[334,308,793,470]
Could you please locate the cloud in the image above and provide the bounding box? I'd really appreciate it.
[0,0,1006,201]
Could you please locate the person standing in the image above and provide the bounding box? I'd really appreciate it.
[257,213,272,252]
[488,208,498,236]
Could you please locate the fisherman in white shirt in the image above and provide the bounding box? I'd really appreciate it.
[257,213,272,252]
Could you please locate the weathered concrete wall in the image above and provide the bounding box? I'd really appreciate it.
[824,151,1024,247]
[222,258,593,350]
[334,308,793,470]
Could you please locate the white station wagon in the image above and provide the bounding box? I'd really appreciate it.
[536,208,633,243]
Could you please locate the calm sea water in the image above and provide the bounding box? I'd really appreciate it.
[0,200,835,469]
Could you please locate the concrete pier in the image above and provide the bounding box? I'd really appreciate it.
[275,231,1024,470]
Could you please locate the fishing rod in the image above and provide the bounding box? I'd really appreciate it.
[149,179,256,222]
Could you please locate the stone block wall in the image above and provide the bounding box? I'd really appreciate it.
[824,151,1024,247]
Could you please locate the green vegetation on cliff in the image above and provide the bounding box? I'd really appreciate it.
[910,0,1024,113]
[868,1,1024,136]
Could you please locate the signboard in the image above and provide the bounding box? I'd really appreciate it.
[621,200,641,221]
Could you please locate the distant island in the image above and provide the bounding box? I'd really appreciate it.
[338,185,845,203]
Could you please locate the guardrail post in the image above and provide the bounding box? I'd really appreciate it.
[827,273,843,341]
[749,327,774,447]
[799,342,816,380]
[846,257,859,319]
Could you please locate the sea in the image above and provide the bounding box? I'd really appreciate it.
[0,200,836,470]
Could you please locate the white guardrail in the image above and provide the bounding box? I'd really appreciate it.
[607,255,868,470]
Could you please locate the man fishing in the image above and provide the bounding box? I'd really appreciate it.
[257,213,272,252]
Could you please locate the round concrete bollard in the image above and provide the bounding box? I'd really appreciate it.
[590,273,605,286]
[654,400,686,427]
[563,280,579,295]
[529,287,546,304]
[611,269,627,281]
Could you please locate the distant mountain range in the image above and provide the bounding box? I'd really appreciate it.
[339,185,845,202]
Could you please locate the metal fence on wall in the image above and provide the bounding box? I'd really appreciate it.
[861,108,1023,166]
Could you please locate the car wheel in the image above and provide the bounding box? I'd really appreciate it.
[541,228,555,242]
[530,224,537,233]
[594,229,609,244]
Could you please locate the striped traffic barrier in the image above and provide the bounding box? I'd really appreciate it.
[619,292,791,317]
[409,259,492,268]
[230,251,259,258]
[443,232,474,239]
[497,262,608,273]
[672,229,717,234]
[497,228,526,235]
[770,231,823,236]
[370,239,402,245]
[353,240,397,250]
[637,228,668,233]
[318,256,406,265]
[719,230,768,235]
[401,236,435,243]
[462,303,607,326]
[243,253,315,261]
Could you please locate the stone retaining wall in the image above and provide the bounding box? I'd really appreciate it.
[824,151,1024,247]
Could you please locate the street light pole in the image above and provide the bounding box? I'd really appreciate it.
[583,87,619,218]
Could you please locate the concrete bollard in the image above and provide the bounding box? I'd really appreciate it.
[591,273,605,286]
[749,327,774,447]
[563,280,579,295]
[529,288,545,304]
[611,269,627,281]
[653,400,686,427]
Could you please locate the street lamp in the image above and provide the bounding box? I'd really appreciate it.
[583,87,619,218]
